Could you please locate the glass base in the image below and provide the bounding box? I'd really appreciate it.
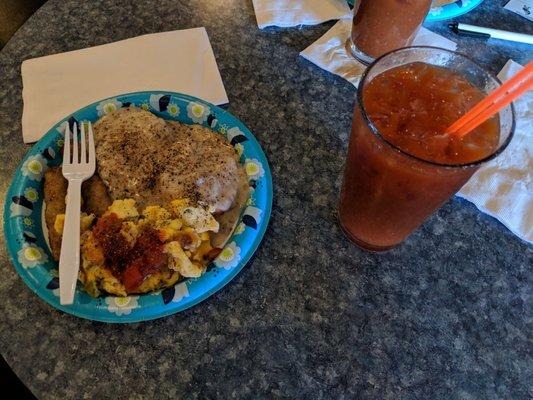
[338,214,397,252]
[346,38,375,66]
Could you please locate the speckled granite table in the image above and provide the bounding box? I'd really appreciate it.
[0,1,531,399]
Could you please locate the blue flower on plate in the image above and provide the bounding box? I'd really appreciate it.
[42,147,56,161]
[186,102,210,124]
[21,154,47,181]
[17,244,49,268]
[226,127,248,146]
[242,206,262,230]
[56,116,79,135]
[215,242,241,270]
[10,194,35,217]
[96,98,122,116]
[46,275,60,297]
[149,94,171,112]
[22,231,37,243]
[161,282,190,305]
[56,120,69,134]
[105,296,139,316]
[244,158,265,180]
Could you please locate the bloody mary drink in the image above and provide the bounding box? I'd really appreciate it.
[349,0,432,64]
[338,47,515,251]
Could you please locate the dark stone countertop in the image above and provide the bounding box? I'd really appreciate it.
[0,0,531,399]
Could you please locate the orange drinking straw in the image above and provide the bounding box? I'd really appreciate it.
[446,61,533,138]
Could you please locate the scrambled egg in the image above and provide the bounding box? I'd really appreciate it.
[72,198,220,297]
[54,213,95,235]
[105,198,139,219]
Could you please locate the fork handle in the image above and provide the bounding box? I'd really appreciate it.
[59,179,83,305]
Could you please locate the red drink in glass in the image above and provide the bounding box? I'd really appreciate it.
[349,0,432,64]
[338,47,515,251]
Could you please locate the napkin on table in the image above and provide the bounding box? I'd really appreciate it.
[299,18,458,87]
[458,60,532,244]
[252,0,350,28]
[21,28,228,143]
[504,0,533,22]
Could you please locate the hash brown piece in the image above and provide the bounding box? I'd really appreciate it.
[43,167,112,260]
[43,168,67,260]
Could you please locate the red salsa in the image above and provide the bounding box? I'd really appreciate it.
[92,213,166,291]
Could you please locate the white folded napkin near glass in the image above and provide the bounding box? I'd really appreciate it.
[252,0,351,28]
[21,27,228,143]
[300,19,457,87]
[458,60,532,244]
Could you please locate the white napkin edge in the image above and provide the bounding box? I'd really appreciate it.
[457,60,533,244]
[299,19,458,88]
[253,0,351,29]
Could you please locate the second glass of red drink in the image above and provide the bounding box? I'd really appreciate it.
[349,0,433,64]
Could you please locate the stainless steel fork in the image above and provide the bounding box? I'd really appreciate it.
[59,121,96,305]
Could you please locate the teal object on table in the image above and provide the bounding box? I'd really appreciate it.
[346,0,484,22]
[4,91,272,323]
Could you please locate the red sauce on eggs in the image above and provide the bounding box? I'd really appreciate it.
[92,213,166,291]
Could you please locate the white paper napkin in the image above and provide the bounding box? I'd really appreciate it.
[504,0,533,21]
[458,60,532,243]
[21,28,228,143]
[252,0,350,28]
[300,18,457,87]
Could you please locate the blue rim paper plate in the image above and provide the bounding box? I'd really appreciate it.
[3,91,272,323]
[346,0,484,22]
[426,0,484,22]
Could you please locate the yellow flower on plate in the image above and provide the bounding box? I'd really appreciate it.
[17,245,48,268]
[234,222,246,235]
[22,155,47,181]
[96,98,122,116]
[186,102,210,123]
[219,124,229,135]
[105,296,139,316]
[215,242,241,270]
[167,103,180,117]
[24,188,39,202]
[244,159,265,180]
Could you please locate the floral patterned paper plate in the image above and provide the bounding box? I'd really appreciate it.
[4,91,272,323]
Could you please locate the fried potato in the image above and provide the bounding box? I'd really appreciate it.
[82,175,112,217]
[44,167,111,260]
[44,167,67,261]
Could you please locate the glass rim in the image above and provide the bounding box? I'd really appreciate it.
[358,46,516,169]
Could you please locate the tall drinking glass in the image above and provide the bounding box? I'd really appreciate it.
[338,47,515,251]
[348,0,433,65]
